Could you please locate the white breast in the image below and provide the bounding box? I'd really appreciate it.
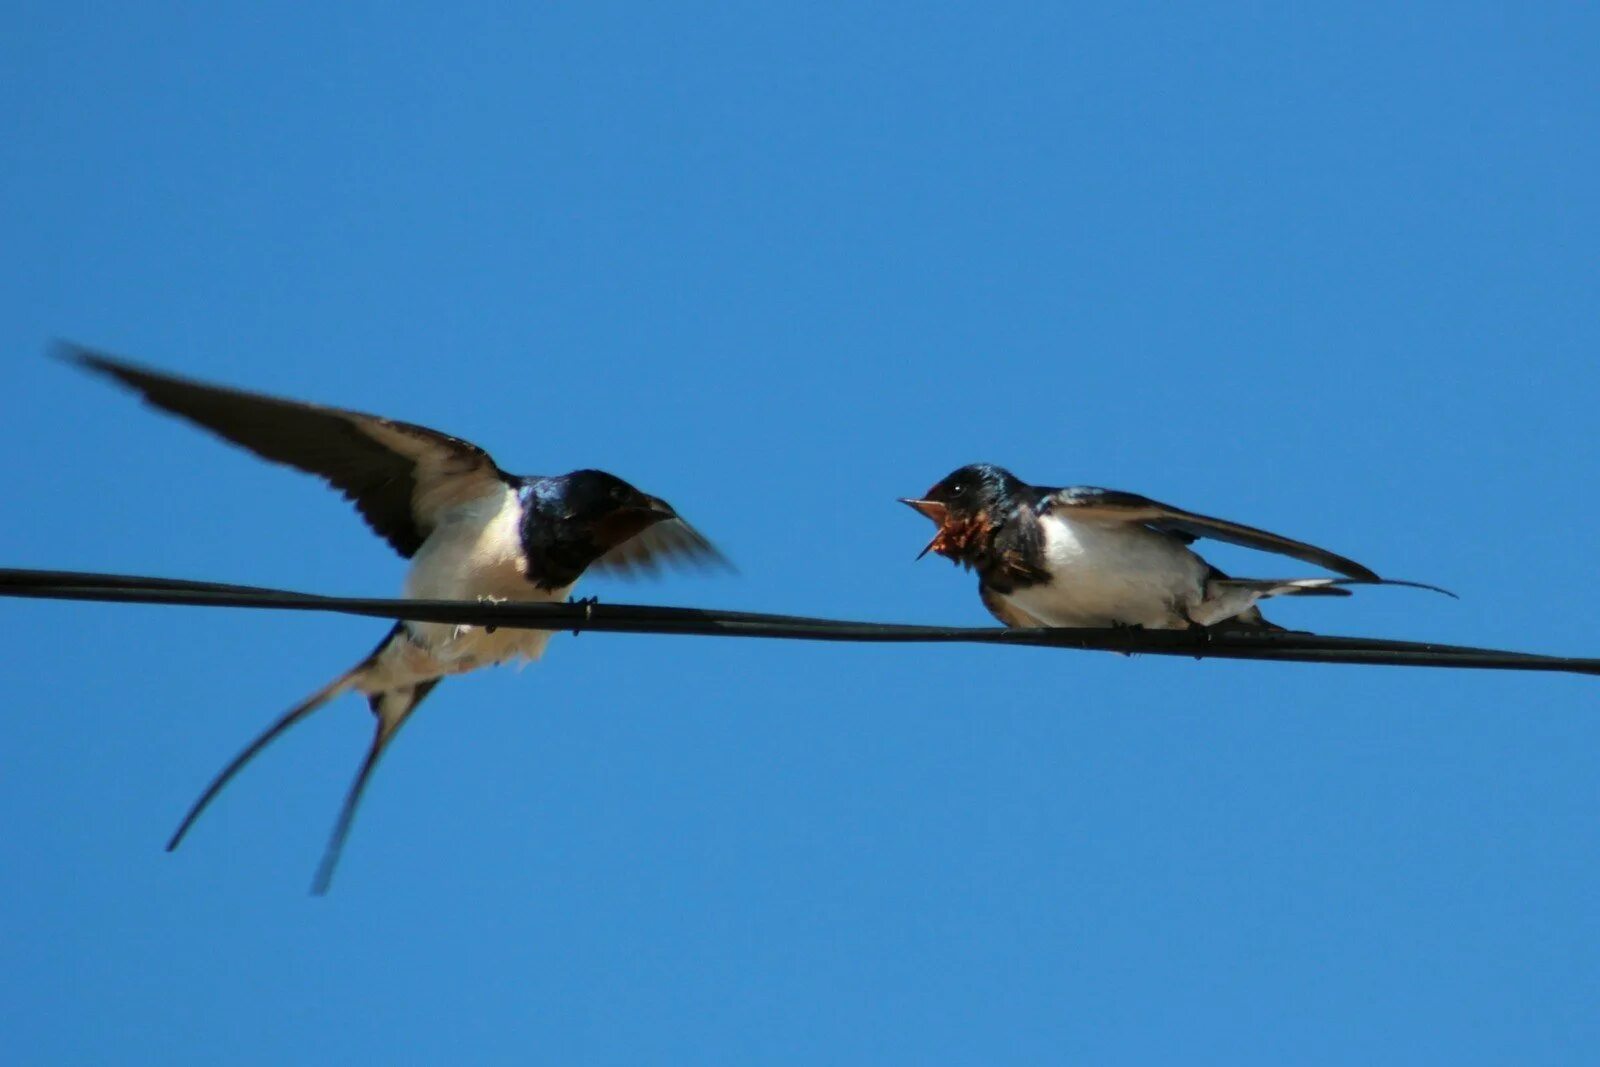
[380,485,573,682]
[405,484,537,601]
[1001,512,1208,629]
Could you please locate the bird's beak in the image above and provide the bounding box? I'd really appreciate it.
[899,498,949,560]
[637,494,677,519]
[596,493,678,549]
[900,498,947,523]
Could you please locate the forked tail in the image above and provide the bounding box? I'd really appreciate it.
[167,622,443,894]
[165,662,370,853]
[310,678,439,895]
[1202,575,1457,630]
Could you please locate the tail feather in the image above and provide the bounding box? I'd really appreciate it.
[1203,575,1457,629]
[310,678,441,896]
[1211,577,1457,600]
[1211,577,1352,600]
[166,623,402,854]
[166,668,364,852]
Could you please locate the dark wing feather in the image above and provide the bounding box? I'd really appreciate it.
[591,517,733,577]
[62,342,507,558]
[1044,486,1380,581]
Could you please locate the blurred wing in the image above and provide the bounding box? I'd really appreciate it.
[591,518,733,577]
[1043,485,1380,581]
[63,341,508,558]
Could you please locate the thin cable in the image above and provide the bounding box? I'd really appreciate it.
[2,567,1597,677]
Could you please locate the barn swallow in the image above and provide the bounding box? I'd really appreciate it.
[62,342,729,893]
[901,463,1450,631]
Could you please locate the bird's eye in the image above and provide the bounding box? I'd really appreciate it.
[948,483,964,496]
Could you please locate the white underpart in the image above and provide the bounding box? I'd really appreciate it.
[998,512,1213,629]
[358,483,573,694]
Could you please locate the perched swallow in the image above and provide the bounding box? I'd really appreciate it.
[62,342,728,893]
[902,463,1450,631]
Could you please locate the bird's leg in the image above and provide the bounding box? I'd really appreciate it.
[1108,620,1144,657]
[1178,607,1213,659]
[568,594,598,636]
[451,594,507,643]
[477,593,508,635]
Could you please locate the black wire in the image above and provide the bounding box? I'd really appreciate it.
[2,566,1598,677]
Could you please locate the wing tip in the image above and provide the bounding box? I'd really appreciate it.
[49,338,104,370]
[51,338,149,389]
[699,545,738,574]
[1341,562,1383,582]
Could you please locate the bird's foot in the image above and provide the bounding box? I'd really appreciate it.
[450,595,509,641]
[1109,620,1144,657]
[1179,609,1214,659]
[568,595,598,636]
[475,593,507,634]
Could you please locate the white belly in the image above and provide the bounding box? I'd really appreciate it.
[362,486,573,691]
[1002,512,1208,629]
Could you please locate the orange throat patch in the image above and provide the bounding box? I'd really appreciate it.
[925,511,996,568]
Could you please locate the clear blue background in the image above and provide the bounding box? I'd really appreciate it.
[3,4,1597,1063]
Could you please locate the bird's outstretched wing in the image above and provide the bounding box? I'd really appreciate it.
[592,516,733,577]
[1042,485,1380,580]
[62,341,509,558]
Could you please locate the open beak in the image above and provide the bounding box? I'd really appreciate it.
[899,498,949,560]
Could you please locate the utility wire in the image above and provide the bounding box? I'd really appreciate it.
[2,567,1597,677]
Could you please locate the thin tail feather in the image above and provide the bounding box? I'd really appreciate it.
[166,623,403,852]
[1210,578,1351,599]
[1365,577,1458,599]
[310,678,442,896]
[1212,577,1457,600]
[1205,575,1457,629]
[167,670,362,851]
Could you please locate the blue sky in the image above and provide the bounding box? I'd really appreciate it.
[3,3,1598,1063]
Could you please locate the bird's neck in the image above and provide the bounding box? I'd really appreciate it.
[515,485,607,590]
[940,503,1051,594]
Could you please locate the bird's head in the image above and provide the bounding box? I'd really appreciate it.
[556,469,679,551]
[519,469,726,590]
[899,463,1027,566]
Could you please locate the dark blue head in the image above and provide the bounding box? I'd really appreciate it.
[518,469,677,587]
[916,464,1028,515]
[900,463,1032,563]
[550,468,672,523]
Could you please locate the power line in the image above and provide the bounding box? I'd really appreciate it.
[3,567,1596,678]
